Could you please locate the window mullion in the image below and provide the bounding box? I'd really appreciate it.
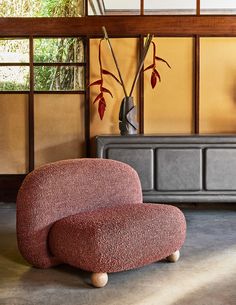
[29,36,35,171]
[197,0,200,15]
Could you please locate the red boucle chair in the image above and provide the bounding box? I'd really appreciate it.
[16,159,186,288]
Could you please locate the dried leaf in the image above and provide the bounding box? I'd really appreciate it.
[88,79,102,87]
[101,87,113,98]
[144,63,155,72]
[155,56,171,68]
[98,99,106,120]
[154,69,161,82]
[102,69,122,85]
[93,92,103,104]
[151,72,157,89]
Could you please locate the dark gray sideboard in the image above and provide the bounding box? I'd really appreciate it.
[96,135,236,203]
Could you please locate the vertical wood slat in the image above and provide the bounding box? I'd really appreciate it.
[29,36,35,171]
[194,35,200,134]
[197,0,201,16]
[85,0,88,16]
[139,35,144,134]
[85,37,91,157]
[140,0,144,16]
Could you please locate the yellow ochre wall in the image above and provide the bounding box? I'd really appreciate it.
[90,38,139,138]
[0,94,85,173]
[90,37,194,135]
[200,38,236,133]
[34,94,85,168]
[0,94,28,174]
[90,37,194,138]
[90,37,236,135]
[144,37,194,133]
[2,37,236,173]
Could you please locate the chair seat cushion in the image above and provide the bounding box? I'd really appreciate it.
[48,204,186,273]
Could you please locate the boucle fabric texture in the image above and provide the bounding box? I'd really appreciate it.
[16,159,142,268]
[49,203,186,273]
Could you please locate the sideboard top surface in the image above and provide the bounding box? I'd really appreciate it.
[96,134,236,146]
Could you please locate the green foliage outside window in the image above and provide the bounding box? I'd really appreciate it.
[0,0,84,17]
[34,38,84,63]
[34,66,84,91]
[0,0,85,91]
[34,38,84,91]
[0,40,30,91]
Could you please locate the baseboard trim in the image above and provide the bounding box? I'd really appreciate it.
[0,175,26,202]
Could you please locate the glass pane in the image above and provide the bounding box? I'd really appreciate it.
[201,0,236,15]
[88,0,140,15]
[0,67,29,91]
[88,0,102,15]
[34,66,84,91]
[0,39,29,63]
[0,0,84,17]
[34,38,84,63]
[144,0,196,15]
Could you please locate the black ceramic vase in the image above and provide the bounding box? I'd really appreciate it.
[119,96,138,135]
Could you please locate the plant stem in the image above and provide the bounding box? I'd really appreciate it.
[129,34,153,97]
[102,26,128,98]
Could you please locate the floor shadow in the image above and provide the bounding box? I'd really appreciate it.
[18,264,92,289]
[0,229,28,266]
[1,207,236,305]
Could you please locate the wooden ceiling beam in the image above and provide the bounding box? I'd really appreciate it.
[1,16,236,37]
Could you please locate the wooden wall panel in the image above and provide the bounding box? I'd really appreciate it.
[0,94,28,174]
[144,37,194,133]
[34,94,85,168]
[200,38,236,133]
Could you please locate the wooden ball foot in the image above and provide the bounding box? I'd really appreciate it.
[91,272,108,288]
[167,250,180,262]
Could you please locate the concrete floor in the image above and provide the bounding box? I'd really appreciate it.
[0,203,236,305]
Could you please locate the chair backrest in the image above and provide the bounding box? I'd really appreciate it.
[16,158,142,268]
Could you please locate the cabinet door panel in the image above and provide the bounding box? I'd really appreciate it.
[107,148,154,191]
[206,149,236,190]
[156,149,202,191]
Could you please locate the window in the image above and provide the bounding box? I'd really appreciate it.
[0,37,86,173]
[88,0,140,15]
[33,38,85,91]
[201,0,236,15]
[87,1,236,16]
[144,0,196,15]
[0,0,85,17]
[0,39,29,91]
[0,37,85,92]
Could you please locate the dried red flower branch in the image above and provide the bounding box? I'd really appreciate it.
[144,41,171,89]
[89,39,122,120]
[90,30,170,120]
